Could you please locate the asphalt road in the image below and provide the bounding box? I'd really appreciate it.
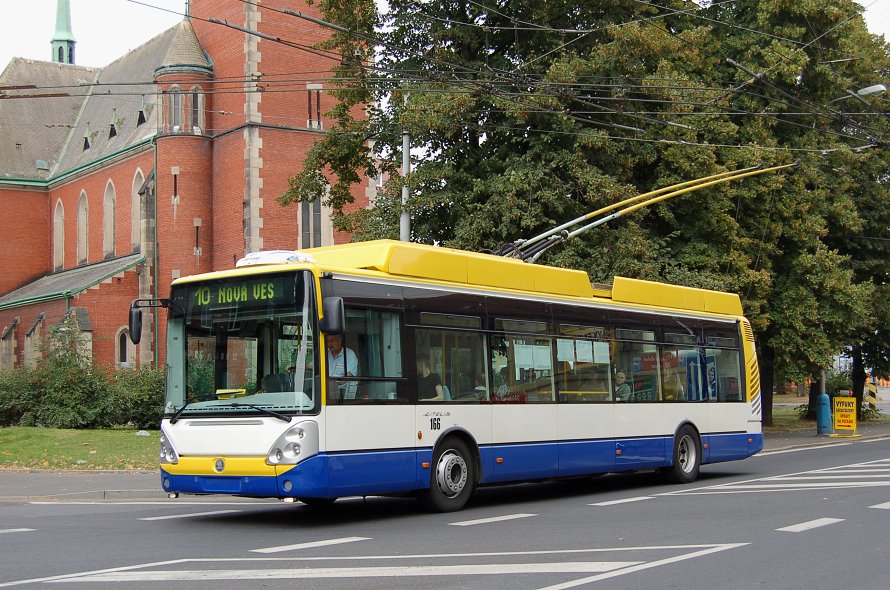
[3,439,890,589]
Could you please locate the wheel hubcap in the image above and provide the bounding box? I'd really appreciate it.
[435,450,468,498]
[678,435,697,473]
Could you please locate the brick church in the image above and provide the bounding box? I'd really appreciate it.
[0,0,372,370]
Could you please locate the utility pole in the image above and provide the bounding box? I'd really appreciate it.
[400,129,411,242]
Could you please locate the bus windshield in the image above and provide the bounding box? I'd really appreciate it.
[164,270,319,418]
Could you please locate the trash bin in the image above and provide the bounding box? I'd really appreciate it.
[816,392,831,435]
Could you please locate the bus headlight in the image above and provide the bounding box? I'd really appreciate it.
[266,421,317,466]
[159,428,179,465]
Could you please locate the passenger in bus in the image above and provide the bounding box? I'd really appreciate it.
[473,372,488,400]
[416,354,444,401]
[326,333,358,378]
[614,371,632,401]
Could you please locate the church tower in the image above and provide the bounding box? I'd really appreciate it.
[51,0,76,64]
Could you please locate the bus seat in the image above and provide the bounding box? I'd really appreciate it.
[262,373,292,392]
[442,385,451,400]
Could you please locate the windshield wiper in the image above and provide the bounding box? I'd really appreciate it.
[169,402,193,424]
[225,403,292,422]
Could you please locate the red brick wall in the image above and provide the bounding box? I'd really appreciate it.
[48,150,154,270]
[0,265,143,369]
[71,267,144,367]
[0,186,50,294]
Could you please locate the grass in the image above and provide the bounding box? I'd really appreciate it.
[0,427,158,471]
[765,393,890,432]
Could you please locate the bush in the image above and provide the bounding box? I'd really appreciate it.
[0,368,38,427]
[0,317,166,429]
[108,367,165,429]
[24,318,110,428]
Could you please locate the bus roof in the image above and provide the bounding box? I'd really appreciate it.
[306,240,743,317]
[176,240,743,317]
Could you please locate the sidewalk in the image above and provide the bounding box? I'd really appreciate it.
[762,418,890,453]
[2,424,890,502]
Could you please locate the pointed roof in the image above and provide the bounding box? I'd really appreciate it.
[52,0,75,43]
[0,58,97,181]
[155,20,212,77]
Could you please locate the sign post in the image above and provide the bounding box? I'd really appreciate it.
[830,394,859,438]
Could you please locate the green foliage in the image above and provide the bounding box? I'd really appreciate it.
[0,318,165,429]
[187,350,215,399]
[0,368,36,426]
[283,0,890,426]
[28,318,109,429]
[107,367,166,429]
[827,371,853,394]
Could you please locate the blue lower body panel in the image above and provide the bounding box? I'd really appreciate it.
[705,432,763,463]
[160,470,281,497]
[161,433,763,498]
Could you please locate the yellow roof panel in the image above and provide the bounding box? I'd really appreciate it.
[611,277,742,316]
[308,240,593,298]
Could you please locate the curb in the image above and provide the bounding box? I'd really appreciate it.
[761,432,890,454]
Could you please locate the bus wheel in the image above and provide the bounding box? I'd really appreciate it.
[663,425,701,484]
[300,497,337,508]
[420,438,475,512]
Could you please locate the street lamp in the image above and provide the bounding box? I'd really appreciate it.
[828,84,887,105]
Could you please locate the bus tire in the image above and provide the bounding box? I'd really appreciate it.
[420,437,475,512]
[663,425,701,484]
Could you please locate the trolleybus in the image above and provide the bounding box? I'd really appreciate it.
[130,240,763,511]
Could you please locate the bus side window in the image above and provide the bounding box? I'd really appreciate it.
[491,334,554,404]
[614,336,661,402]
[327,308,403,404]
[415,327,486,403]
[706,348,741,402]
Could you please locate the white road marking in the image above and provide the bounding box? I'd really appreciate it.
[251,537,371,554]
[661,457,890,496]
[869,501,890,509]
[762,443,852,455]
[449,513,537,526]
[2,544,746,587]
[0,529,35,534]
[589,496,654,507]
[775,518,844,533]
[48,562,642,582]
[535,543,748,590]
[30,501,278,506]
[139,509,241,521]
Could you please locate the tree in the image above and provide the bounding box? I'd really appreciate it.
[282,0,889,425]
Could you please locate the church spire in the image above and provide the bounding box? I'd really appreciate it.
[51,0,76,64]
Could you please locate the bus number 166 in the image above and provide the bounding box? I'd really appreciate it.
[430,418,441,430]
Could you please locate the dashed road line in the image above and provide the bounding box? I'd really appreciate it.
[139,509,241,521]
[868,501,890,510]
[775,518,844,533]
[251,537,371,554]
[589,496,654,507]
[449,513,537,526]
[0,528,35,534]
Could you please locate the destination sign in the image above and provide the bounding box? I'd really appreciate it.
[172,273,301,317]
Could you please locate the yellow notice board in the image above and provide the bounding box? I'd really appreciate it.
[832,396,858,435]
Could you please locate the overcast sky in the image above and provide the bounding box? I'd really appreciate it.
[1,1,889,73]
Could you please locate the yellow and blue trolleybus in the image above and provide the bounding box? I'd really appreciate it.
[131,240,763,512]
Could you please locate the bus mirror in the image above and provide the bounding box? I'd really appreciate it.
[129,306,143,345]
[319,296,345,334]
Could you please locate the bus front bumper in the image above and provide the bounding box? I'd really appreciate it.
[160,455,330,499]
